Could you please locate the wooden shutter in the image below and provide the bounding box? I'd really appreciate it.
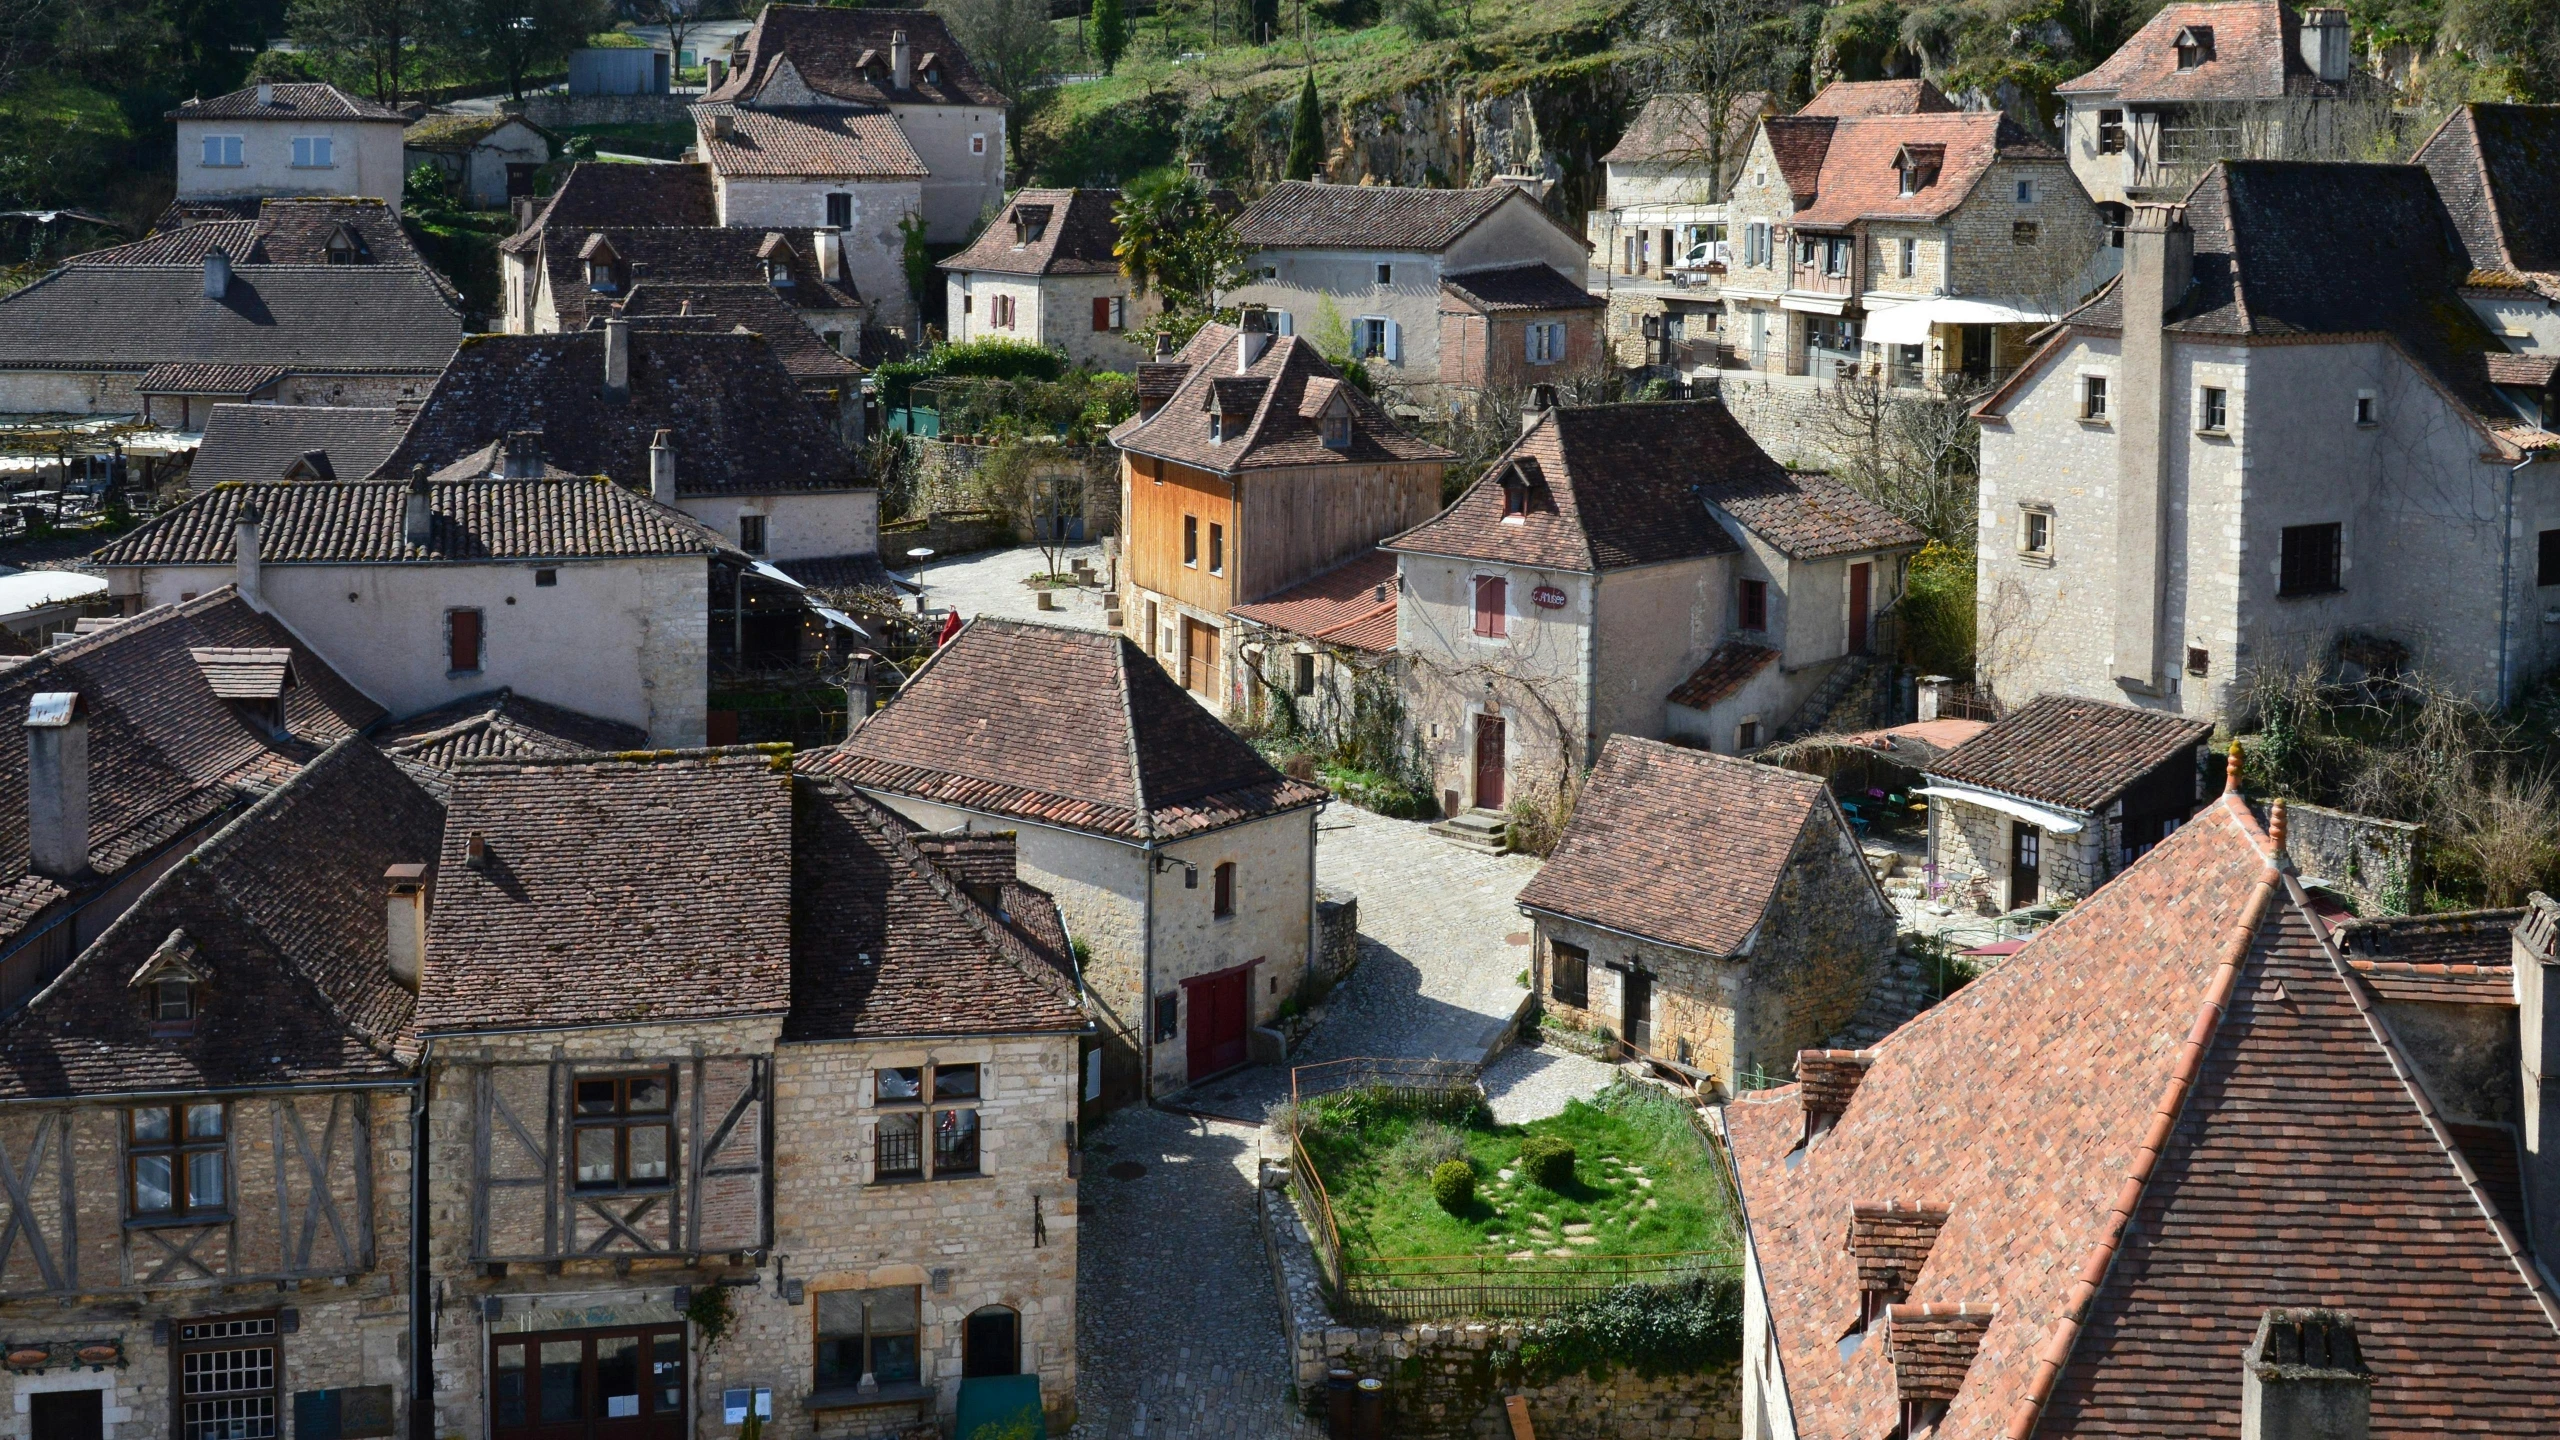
[1473,576,1507,638]
[1093,296,1112,332]
[448,609,481,672]
[687,1057,767,1252]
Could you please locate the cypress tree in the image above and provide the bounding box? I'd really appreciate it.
[1091,0,1129,73]
[1286,71,1324,184]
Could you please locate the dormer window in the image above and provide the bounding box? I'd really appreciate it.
[324,226,361,265]
[1501,481,1528,517]
[1322,411,1351,450]
[2175,24,2214,66]
[131,927,211,1038]
[155,979,194,1024]
[1896,146,1942,197]
[1011,205,1051,246]
[588,261,617,294]
[765,260,795,288]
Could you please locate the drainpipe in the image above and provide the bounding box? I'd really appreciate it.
[2501,455,2538,710]
[409,1038,436,1440]
[1140,843,1158,1101]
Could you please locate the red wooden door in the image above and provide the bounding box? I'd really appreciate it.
[1474,715,1506,810]
[1848,562,1871,655]
[1184,967,1251,1081]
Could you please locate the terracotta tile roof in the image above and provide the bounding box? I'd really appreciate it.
[1515,734,1841,957]
[92,480,723,566]
[190,403,408,488]
[805,617,1325,841]
[1717,470,1925,559]
[1888,1303,1996,1401]
[500,163,719,256]
[1727,796,2560,1440]
[695,105,928,179]
[2056,0,2343,101]
[2490,353,2560,386]
[1230,547,1400,653]
[539,224,861,333]
[1812,718,1990,768]
[2333,906,2520,972]
[168,82,403,121]
[371,329,859,495]
[1851,1200,1951,1297]
[1602,92,1771,165]
[419,749,796,1032]
[68,221,259,266]
[189,646,293,699]
[2346,957,2515,1005]
[376,688,648,772]
[136,362,285,395]
[1762,117,1839,205]
[1796,1048,1877,1116]
[1927,694,2209,812]
[940,188,1125,277]
[0,263,462,376]
[786,778,1084,1041]
[0,736,438,1100]
[704,6,1006,109]
[1234,181,1545,253]
[1107,323,1453,474]
[1438,263,1601,312]
[1795,78,1957,117]
[1790,111,2060,228]
[1666,641,1779,709]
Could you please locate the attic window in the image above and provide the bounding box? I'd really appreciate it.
[1896,148,1942,196]
[2175,25,2214,66]
[765,260,795,288]
[1500,474,1528,518]
[324,228,359,264]
[588,262,617,294]
[155,979,194,1025]
[1322,410,1351,451]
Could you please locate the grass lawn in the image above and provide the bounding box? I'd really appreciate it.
[1299,1083,1734,1271]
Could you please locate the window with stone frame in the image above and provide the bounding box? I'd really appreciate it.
[130,1102,227,1221]
[1550,940,1589,1008]
[815,1288,921,1391]
[176,1314,279,1440]
[571,1073,673,1192]
[872,1062,983,1182]
[2097,109,2126,154]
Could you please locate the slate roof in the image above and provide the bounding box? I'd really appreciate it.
[806,617,1326,841]
[1794,77,1957,117]
[500,163,720,256]
[136,362,285,395]
[1438,263,1601,312]
[1389,401,1916,572]
[787,777,1084,1041]
[419,750,795,1032]
[0,591,383,966]
[1666,640,1779,709]
[92,480,722,566]
[189,404,408,489]
[537,224,861,333]
[2333,908,2521,1004]
[1234,181,1547,253]
[695,105,929,180]
[613,285,860,384]
[1229,547,1400,654]
[1108,322,1453,474]
[1516,734,1846,958]
[2415,104,2560,302]
[376,688,648,772]
[704,6,1007,109]
[169,82,404,121]
[2057,0,2347,101]
[1785,111,2061,228]
[1727,795,2560,1440]
[939,189,1125,277]
[1601,92,1772,166]
[69,221,260,266]
[0,263,462,375]
[1927,694,2209,813]
[0,737,439,1100]
[371,329,860,495]
[86,199,462,304]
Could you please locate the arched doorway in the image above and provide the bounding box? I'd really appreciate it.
[962,1307,1020,1378]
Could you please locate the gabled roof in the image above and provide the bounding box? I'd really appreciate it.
[69,221,258,266]
[0,591,383,967]
[1107,322,1453,475]
[704,6,1006,109]
[939,188,1125,277]
[2333,907,2521,1004]
[694,104,929,180]
[1786,111,2062,227]
[168,82,404,121]
[370,329,860,495]
[403,112,551,153]
[418,749,795,1032]
[0,736,439,1100]
[1927,694,2209,813]
[1666,640,1779,709]
[0,263,463,375]
[375,688,648,772]
[1517,734,1849,957]
[1602,92,1772,166]
[805,617,1326,842]
[613,285,860,384]
[1794,78,1957,118]
[1439,263,1602,312]
[2057,0,2345,101]
[92,480,723,566]
[2415,103,2560,301]
[1728,796,2560,1440]
[1229,547,1400,653]
[77,199,464,304]
[190,404,408,489]
[1234,181,1567,253]
[500,163,720,256]
[1760,116,1841,205]
[535,223,861,332]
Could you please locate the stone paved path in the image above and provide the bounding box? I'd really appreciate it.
[897,542,1109,631]
[1482,1041,1624,1124]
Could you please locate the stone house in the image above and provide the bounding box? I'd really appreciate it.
[939,189,1154,372]
[1720,103,2101,390]
[1108,317,1450,708]
[689,106,927,327]
[169,83,408,212]
[498,164,719,328]
[1382,398,1920,819]
[2416,103,2560,360]
[1226,181,1593,392]
[78,197,458,306]
[1728,790,2560,1440]
[1970,164,2560,722]
[1435,264,1605,396]
[402,114,553,210]
[417,748,1087,1440]
[2055,0,2364,211]
[805,618,1327,1106]
[0,736,439,1440]
[1918,694,2209,913]
[1514,734,1897,1090]
[1227,547,1402,747]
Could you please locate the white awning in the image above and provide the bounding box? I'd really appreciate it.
[1863,297,2063,347]
[1914,780,2087,835]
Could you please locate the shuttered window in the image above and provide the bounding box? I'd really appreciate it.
[447,608,483,673]
[1472,576,1508,638]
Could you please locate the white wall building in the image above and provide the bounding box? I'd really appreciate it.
[941,189,1153,370]
[169,83,409,211]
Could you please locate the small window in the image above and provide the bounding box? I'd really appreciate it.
[1501,478,1528,517]
[202,135,244,167]
[2187,646,2211,676]
[970,133,986,155]
[535,568,558,587]
[291,136,333,168]
[2279,522,2343,597]
[1550,941,1589,1008]
[130,1103,227,1220]
[827,192,853,230]
[1152,991,1179,1042]
[2081,375,2109,421]
[739,515,767,555]
[2200,387,2228,432]
[1212,861,1236,918]
[1738,577,1768,631]
[1322,411,1351,451]
[1526,321,1564,366]
[1472,575,1508,638]
[2539,529,2560,587]
[1737,719,1762,750]
[587,262,618,294]
[1355,317,1391,360]
[447,608,483,673]
[872,1062,980,1181]
[2013,221,2040,246]
[1093,295,1126,332]
[2097,109,2127,154]
[2021,508,2053,557]
[1183,515,1199,567]
[155,978,194,1024]
[1375,263,1393,285]
[2355,394,2376,426]
[1898,238,1917,278]
[816,1288,921,1391]
[1293,651,1315,696]
[2014,178,2035,204]
[571,1074,673,1192]
[1208,523,1224,575]
[962,293,973,315]
[2176,25,2214,66]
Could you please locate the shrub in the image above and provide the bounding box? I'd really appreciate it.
[1430,1159,1475,1214]
[1388,1120,1469,1176]
[1519,1134,1576,1190]
[1520,1273,1744,1381]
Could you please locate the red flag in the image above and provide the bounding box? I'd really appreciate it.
[936,611,963,647]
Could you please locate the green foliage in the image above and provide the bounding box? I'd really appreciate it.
[1388,1119,1471,1175]
[899,210,932,303]
[0,78,134,213]
[1285,70,1325,182]
[683,1283,737,1352]
[586,29,649,46]
[1092,0,1131,72]
[1394,0,1453,40]
[1430,1159,1477,1214]
[1898,539,1976,679]
[1114,167,1245,313]
[935,338,1075,383]
[1517,1134,1576,1190]
[1519,1272,1744,1382]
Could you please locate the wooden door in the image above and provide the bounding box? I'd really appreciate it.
[31,1392,99,1440]
[492,1327,685,1440]
[1848,562,1871,655]
[2010,825,2041,911]
[1623,970,1653,1053]
[1474,715,1506,810]
[1183,617,1218,697]
[1183,967,1251,1081]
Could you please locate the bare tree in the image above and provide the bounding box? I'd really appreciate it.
[932,0,1057,98]
[1812,371,1985,545]
[1628,0,1791,203]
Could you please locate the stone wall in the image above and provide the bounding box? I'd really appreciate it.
[881,508,1015,561]
[1314,887,1360,989]
[905,442,1118,540]
[2271,799,2418,915]
[1928,796,2106,914]
[1258,1161,1741,1440]
[1715,374,1857,474]
[505,93,694,130]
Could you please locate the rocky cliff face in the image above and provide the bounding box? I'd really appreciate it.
[1315,61,1632,218]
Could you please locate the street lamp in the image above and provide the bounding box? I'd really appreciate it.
[905,546,935,617]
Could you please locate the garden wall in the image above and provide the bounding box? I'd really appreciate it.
[505,93,693,129]
[1314,886,1360,989]
[1257,1161,1742,1440]
[2260,799,2418,915]
[880,507,1015,559]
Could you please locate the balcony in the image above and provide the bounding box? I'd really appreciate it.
[1790,264,1853,298]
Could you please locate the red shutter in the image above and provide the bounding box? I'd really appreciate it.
[1473,577,1508,638]
[1093,296,1112,332]
[448,609,482,671]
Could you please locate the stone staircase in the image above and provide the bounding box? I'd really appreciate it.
[1428,807,1510,854]
[1824,944,1942,1049]
[1780,655,1885,741]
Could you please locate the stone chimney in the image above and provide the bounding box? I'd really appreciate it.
[2112,203,2192,696]
[203,246,232,300]
[233,503,261,607]
[1521,383,1558,435]
[1796,1049,1878,1140]
[2517,893,2560,1259]
[892,29,912,90]
[2241,1309,2369,1440]
[404,466,433,548]
[384,863,427,990]
[502,430,545,479]
[603,316,630,400]
[706,57,726,89]
[2300,8,2352,84]
[814,228,843,281]
[709,112,735,141]
[650,428,677,505]
[24,692,88,881]
[1237,305,1273,370]
[1915,675,1951,721]
[257,82,274,107]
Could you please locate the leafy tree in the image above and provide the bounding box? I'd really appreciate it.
[1113,167,1242,307]
[288,0,459,105]
[1090,0,1128,72]
[899,209,932,304]
[456,0,609,101]
[933,0,1055,99]
[1285,70,1324,182]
